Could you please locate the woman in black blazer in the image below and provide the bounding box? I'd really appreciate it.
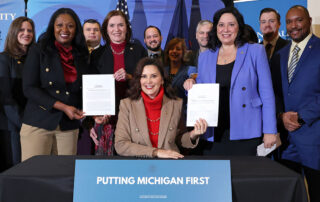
[20,8,90,161]
[0,17,35,167]
[89,10,147,155]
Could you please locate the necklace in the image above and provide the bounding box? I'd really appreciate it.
[147,117,160,122]
[149,131,159,136]
[110,46,125,55]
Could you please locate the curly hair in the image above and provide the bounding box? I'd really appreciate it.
[127,57,177,100]
[4,17,35,58]
[101,10,132,44]
[208,7,251,51]
[39,8,87,55]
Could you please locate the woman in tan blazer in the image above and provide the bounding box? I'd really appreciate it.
[115,58,207,159]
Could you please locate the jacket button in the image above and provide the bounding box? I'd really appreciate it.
[135,128,139,132]
[169,127,173,130]
[49,81,53,85]
[56,90,60,94]
[66,91,69,95]
[45,67,50,72]
[242,87,246,91]
[17,60,21,64]
[242,104,246,108]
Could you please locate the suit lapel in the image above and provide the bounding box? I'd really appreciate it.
[290,35,315,83]
[48,49,66,87]
[158,95,173,148]
[230,44,248,89]
[132,98,152,147]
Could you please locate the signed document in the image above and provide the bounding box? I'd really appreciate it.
[82,74,115,116]
[187,84,219,127]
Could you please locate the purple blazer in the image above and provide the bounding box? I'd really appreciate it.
[197,43,277,141]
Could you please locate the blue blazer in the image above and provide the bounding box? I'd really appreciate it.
[278,35,320,170]
[197,43,277,141]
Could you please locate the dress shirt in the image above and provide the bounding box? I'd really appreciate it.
[288,33,312,67]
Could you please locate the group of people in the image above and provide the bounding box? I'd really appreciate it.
[0,4,319,202]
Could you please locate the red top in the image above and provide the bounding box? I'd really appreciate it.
[141,87,164,148]
[54,41,77,83]
[110,41,126,82]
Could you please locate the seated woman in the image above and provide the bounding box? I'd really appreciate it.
[115,58,207,159]
[164,38,196,105]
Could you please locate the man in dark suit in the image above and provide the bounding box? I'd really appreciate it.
[83,19,102,53]
[144,26,164,63]
[260,8,289,160]
[185,20,213,67]
[275,5,320,202]
[259,8,288,60]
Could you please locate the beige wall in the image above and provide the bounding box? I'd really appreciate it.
[308,0,320,37]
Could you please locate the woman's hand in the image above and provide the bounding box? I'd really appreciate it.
[63,105,85,120]
[190,118,208,140]
[53,101,84,120]
[90,128,99,146]
[154,149,184,159]
[183,78,196,91]
[93,115,110,125]
[114,68,127,81]
[263,134,277,148]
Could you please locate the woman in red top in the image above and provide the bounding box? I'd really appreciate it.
[114,58,207,159]
[89,10,147,155]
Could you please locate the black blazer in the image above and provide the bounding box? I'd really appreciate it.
[22,43,90,131]
[90,41,147,75]
[0,53,27,130]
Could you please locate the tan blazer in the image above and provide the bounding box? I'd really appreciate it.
[115,95,198,157]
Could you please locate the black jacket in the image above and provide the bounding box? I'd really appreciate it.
[90,42,147,75]
[22,43,90,131]
[0,52,27,130]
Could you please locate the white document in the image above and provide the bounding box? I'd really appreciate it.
[82,74,115,116]
[187,83,219,127]
[257,144,277,157]
[257,133,282,156]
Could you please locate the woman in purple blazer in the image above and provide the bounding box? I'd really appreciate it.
[184,7,277,155]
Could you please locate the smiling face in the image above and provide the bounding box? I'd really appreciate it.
[196,24,212,48]
[83,22,101,47]
[286,7,311,43]
[217,13,239,46]
[107,15,127,44]
[54,14,76,47]
[168,42,183,63]
[17,21,34,47]
[260,11,280,40]
[144,27,162,51]
[140,64,164,99]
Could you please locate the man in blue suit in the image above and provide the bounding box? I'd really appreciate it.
[275,5,320,202]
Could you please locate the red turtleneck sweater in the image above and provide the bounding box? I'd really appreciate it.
[141,87,164,148]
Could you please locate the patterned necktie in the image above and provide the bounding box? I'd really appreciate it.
[288,45,300,83]
[265,43,272,59]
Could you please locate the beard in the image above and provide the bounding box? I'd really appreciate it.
[146,43,161,52]
[263,31,276,41]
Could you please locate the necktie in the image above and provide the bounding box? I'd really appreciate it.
[265,43,272,59]
[88,47,94,54]
[288,45,300,83]
[150,53,159,59]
